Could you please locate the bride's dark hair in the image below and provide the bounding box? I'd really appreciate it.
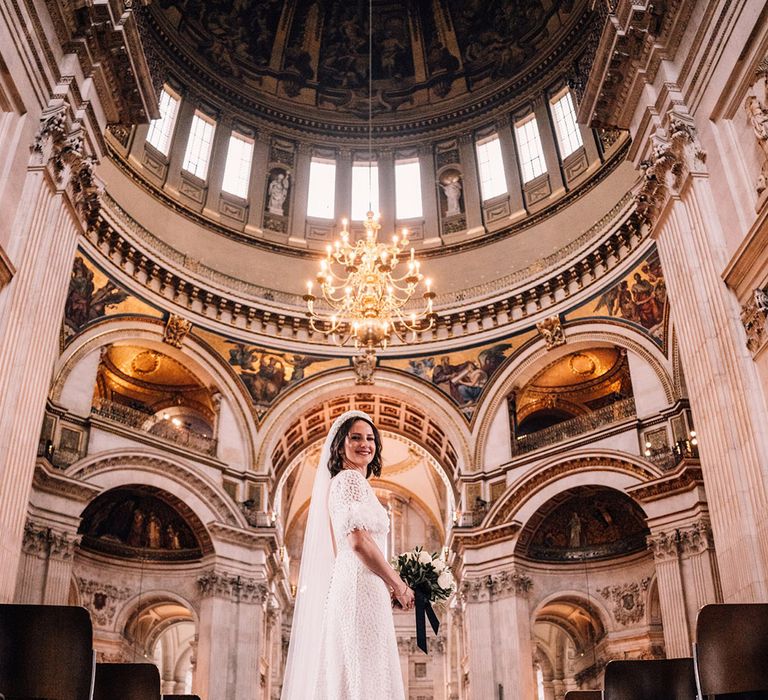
[328,416,382,479]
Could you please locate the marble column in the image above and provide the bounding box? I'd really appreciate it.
[0,102,96,602]
[647,518,721,657]
[638,112,768,602]
[195,572,267,700]
[461,569,534,700]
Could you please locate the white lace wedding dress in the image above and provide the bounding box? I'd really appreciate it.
[313,469,405,700]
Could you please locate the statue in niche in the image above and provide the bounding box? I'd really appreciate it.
[268,171,290,216]
[441,175,463,216]
[568,511,583,548]
[745,93,768,194]
[146,512,162,549]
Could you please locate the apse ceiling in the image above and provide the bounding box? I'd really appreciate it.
[149,0,585,126]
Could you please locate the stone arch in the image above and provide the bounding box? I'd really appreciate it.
[68,448,247,532]
[50,316,257,468]
[473,320,675,470]
[485,449,659,529]
[255,367,472,479]
[531,590,611,652]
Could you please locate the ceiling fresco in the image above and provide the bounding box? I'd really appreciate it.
[150,0,582,117]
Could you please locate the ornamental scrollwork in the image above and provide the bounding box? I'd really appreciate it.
[535,315,566,350]
[163,314,193,348]
[598,578,650,626]
[76,577,132,628]
[647,519,714,560]
[741,288,768,355]
[22,520,78,560]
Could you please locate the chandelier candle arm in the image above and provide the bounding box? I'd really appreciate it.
[305,210,437,349]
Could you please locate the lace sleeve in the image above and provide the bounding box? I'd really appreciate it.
[330,470,371,535]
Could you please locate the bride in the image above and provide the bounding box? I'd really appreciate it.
[281,410,415,700]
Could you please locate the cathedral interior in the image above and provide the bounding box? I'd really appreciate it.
[1,0,768,698]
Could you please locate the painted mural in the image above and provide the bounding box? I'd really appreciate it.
[383,336,534,420]
[568,249,668,345]
[62,254,161,346]
[193,329,347,415]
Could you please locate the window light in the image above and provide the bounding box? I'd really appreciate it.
[475,135,508,201]
[515,116,547,183]
[146,87,180,156]
[351,161,379,220]
[551,89,583,158]
[182,112,216,180]
[307,158,336,219]
[395,159,423,219]
[221,132,254,199]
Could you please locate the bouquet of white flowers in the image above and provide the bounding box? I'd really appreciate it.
[391,546,456,653]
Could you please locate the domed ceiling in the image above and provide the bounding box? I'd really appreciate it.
[150,0,585,127]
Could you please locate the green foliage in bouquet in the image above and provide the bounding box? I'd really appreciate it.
[391,545,456,602]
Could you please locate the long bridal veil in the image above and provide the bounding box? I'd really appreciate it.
[280,409,372,700]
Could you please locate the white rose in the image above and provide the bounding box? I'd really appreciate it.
[418,550,433,565]
[433,558,447,573]
[437,570,454,590]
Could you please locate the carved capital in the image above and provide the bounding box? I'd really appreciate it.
[163,314,193,348]
[741,288,768,355]
[647,519,714,560]
[197,571,269,603]
[460,568,532,602]
[635,111,706,224]
[598,577,650,626]
[397,634,445,655]
[22,521,78,560]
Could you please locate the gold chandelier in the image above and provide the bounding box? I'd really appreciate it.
[303,0,436,350]
[304,211,437,349]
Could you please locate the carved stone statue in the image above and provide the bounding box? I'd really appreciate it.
[268,172,290,215]
[441,175,462,216]
[745,94,768,194]
[535,315,566,350]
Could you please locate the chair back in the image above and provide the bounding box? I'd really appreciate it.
[695,603,768,695]
[93,663,160,700]
[0,604,94,700]
[604,659,696,699]
[564,692,602,700]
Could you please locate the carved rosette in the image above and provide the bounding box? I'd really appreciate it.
[22,521,78,560]
[536,315,566,350]
[460,568,532,603]
[76,577,132,628]
[741,288,768,355]
[197,571,269,603]
[163,314,193,348]
[635,112,707,226]
[598,578,650,626]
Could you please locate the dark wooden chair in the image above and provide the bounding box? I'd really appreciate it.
[0,604,94,700]
[93,663,160,700]
[604,659,696,699]
[694,603,768,699]
[564,692,602,699]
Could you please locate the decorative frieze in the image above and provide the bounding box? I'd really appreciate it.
[460,568,532,603]
[598,577,650,626]
[397,635,446,655]
[76,577,132,628]
[197,571,268,603]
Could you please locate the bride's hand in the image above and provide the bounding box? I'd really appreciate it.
[392,582,415,611]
